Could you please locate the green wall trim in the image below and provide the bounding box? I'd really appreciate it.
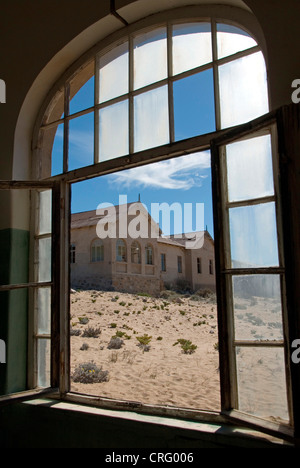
[0,228,29,395]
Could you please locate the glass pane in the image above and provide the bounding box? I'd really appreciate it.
[69,60,94,114]
[173,68,215,141]
[134,85,169,152]
[38,190,52,235]
[133,27,167,90]
[236,346,289,422]
[99,99,129,161]
[226,134,274,202]
[46,123,63,176]
[232,275,283,341]
[219,51,269,128]
[172,23,212,75]
[37,339,50,387]
[229,202,279,268]
[38,237,52,282]
[36,287,51,335]
[217,23,257,59]
[99,42,128,103]
[69,112,94,171]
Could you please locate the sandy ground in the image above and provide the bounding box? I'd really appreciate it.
[70,288,289,422]
[70,288,221,411]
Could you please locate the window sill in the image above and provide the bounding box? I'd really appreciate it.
[21,396,294,448]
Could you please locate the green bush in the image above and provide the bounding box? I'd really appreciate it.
[173,338,197,354]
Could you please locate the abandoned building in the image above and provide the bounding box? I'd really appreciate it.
[70,202,215,295]
[1,0,300,449]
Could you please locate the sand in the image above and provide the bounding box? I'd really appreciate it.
[70,288,289,422]
[70,288,221,412]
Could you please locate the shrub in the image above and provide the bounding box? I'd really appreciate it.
[70,327,81,336]
[71,361,109,383]
[82,326,101,338]
[173,339,197,354]
[80,343,89,350]
[107,336,124,349]
[136,334,152,351]
[79,316,89,324]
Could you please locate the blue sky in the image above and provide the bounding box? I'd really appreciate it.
[52,74,215,237]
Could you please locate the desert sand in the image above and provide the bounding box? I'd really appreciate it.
[70,288,221,412]
[70,287,289,422]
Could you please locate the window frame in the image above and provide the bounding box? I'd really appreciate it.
[27,10,299,443]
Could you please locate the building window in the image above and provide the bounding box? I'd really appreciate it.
[197,257,202,274]
[161,253,166,272]
[145,244,153,265]
[177,256,182,273]
[209,259,213,275]
[91,239,104,262]
[116,239,127,262]
[70,244,76,264]
[131,241,141,264]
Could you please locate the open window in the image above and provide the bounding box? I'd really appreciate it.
[20,10,300,443]
[0,181,61,401]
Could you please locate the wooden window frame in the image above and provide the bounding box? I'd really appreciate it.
[25,8,300,443]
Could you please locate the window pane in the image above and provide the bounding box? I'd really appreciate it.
[217,23,257,59]
[134,85,169,152]
[173,69,215,141]
[38,190,52,235]
[232,275,283,341]
[219,52,269,128]
[226,134,274,202]
[133,27,167,90]
[36,287,51,335]
[47,123,63,176]
[99,100,129,161]
[69,60,94,114]
[69,112,94,170]
[236,346,289,422]
[38,237,52,282]
[37,339,50,387]
[229,202,279,268]
[172,23,212,75]
[99,42,128,103]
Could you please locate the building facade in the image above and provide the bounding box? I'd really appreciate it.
[70,202,215,295]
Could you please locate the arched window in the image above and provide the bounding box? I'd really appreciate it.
[91,239,104,262]
[145,244,153,265]
[116,239,127,262]
[131,241,141,264]
[38,19,268,178]
[32,11,295,439]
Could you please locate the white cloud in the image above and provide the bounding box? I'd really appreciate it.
[111,151,210,190]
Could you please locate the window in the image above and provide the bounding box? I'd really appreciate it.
[177,256,182,273]
[145,244,153,265]
[197,257,202,274]
[70,244,76,264]
[131,241,141,264]
[91,239,104,262]
[161,253,166,272]
[31,10,297,442]
[116,239,127,262]
[39,18,268,178]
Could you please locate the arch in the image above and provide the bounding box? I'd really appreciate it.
[29,5,268,180]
